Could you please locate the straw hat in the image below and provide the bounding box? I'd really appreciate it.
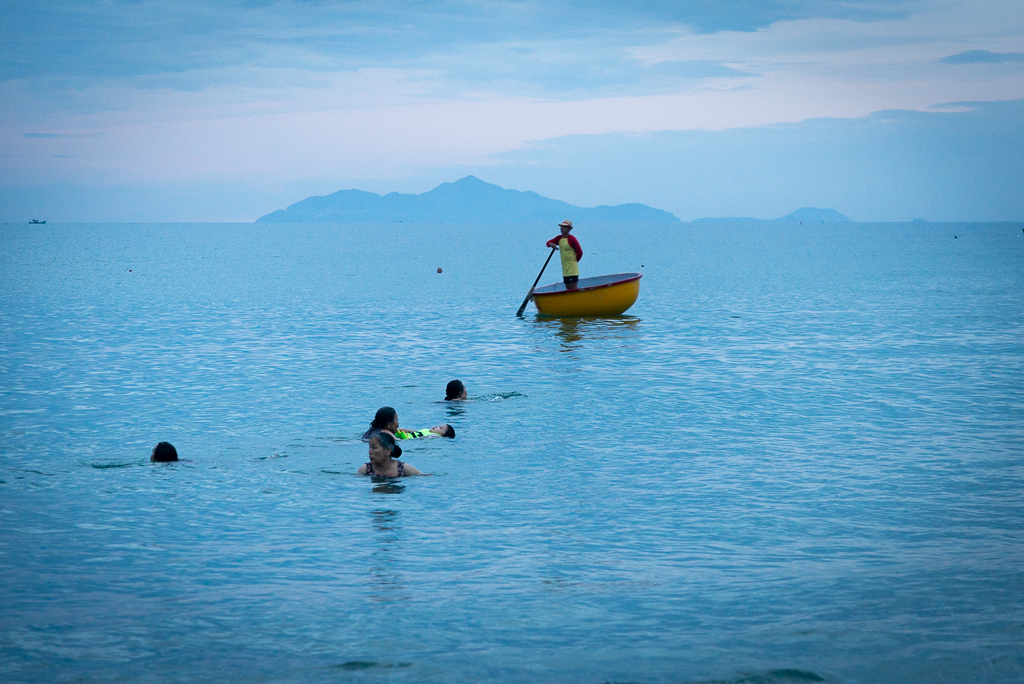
[558,220,573,228]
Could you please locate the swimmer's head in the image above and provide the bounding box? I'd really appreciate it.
[445,379,467,400]
[374,406,398,428]
[151,442,178,462]
[368,430,401,460]
[363,406,398,441]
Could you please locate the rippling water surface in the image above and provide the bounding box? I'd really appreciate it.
[1,221,1023,683]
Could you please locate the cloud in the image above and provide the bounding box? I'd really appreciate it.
[467,99,1024,222]
[5,100,1020,222]
[23,132,93,139]
[0,0,911,88]
[1,0,1022,221]
[3,1,1019,106]
[940,50,1024,64]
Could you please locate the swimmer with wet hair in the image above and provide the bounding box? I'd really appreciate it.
[357,430,422,477]
[445,379,467,401]
[363,406,399,440]
[362,406,455,441]
[151,442,178,462]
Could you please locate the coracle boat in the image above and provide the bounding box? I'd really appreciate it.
[532,272,642,317]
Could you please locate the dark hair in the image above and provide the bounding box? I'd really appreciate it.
[369,430,402,459]
[362,406,397,440]
[151,442,178,462]
[445,379,465,400]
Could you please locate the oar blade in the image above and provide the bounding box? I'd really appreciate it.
[516,247,557,317]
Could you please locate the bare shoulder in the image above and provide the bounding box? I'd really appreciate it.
[356,464,367,474]
[403,463,423,475]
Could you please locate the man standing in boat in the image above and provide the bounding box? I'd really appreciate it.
[546,220,583,287]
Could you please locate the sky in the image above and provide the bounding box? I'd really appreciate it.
[1,0,1022,222]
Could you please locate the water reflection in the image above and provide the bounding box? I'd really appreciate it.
[445,403,467,419]
[371,509,400,530]
[368,509,408,602]
[372,481,405,495]
[535,316,641,355]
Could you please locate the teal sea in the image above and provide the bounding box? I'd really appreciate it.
[1,221,1023,683]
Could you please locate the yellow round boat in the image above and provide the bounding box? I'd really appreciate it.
[532,273,642,317]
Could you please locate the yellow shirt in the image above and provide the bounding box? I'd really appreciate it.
[558,237,580,277]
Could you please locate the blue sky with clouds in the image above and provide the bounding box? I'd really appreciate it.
[1,0,1022,221]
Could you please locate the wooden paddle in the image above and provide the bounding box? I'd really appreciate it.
[516,247,558,317]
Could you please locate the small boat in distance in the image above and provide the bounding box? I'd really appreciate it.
[29,219,46,224]
[533,272,642,317]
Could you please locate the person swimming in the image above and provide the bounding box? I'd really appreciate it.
[151,442,178,462]
[445,379,468,401]
[362,406,455,441]
[357,430,422,477]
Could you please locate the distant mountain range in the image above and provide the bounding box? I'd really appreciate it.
[256,176,681,224]
[693,207,852,224]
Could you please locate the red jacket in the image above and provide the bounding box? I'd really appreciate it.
[546,234,583,262]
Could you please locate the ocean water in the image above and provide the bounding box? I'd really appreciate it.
[1,220,1022,684]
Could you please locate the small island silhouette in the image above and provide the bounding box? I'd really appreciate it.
[693,207,852,223]
[256,176,681,224]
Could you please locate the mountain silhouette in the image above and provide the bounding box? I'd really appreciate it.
[779,207,851,223]
[256,176,680,223]
[693,207,852,223]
